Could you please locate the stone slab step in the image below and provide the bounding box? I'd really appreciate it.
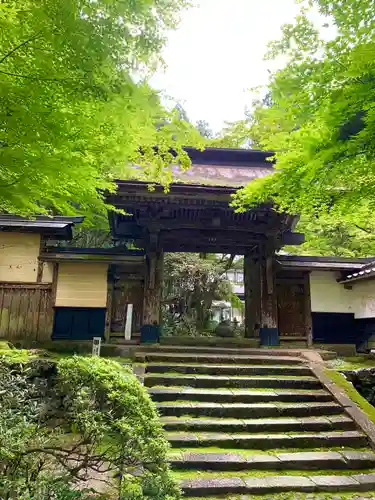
[180,473,375,496]
[161,415,356,433]
[145,374,321,390]
[146,363,312,376]
[149,387,332,403]
[137,345,306,356]
[136,352,304,365]
[157,401,344,418]
[167,430,367,449]
[172,450,375,471]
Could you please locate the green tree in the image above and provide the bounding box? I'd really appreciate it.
[227,0,375,255]
[0,0,202,221]
[195,120,214,139]
[0,354,180,499]
[163,253,236,330]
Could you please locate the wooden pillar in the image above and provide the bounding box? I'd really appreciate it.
[260,247,278,329]
[244,253,261,338]
[304,272,313,347]
[142,250,164,325]
[104,268,114,342]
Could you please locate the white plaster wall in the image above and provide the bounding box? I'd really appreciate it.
[310,270,375,318]
[310,271,355,313]
[0,232,40,283]
[352,279,375,319]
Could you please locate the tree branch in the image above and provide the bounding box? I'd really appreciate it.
[0,70,79,82]
[0,32,43,65]
[355,223,373,234]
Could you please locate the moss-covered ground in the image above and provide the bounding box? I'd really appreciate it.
[324,368,375,424]
[187,494,375,499]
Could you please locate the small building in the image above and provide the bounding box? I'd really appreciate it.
[0,148,374,352]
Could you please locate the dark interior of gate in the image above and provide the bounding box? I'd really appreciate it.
[107,147,310,346]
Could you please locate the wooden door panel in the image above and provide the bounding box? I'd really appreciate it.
[277,281,306,337]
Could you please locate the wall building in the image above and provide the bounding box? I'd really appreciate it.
[0,149,375,352]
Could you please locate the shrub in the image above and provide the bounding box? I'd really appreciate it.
[0,354,179,499]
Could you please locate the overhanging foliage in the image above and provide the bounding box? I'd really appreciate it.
[0,0,202,221]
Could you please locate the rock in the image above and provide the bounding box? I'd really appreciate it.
[215,320,234,337]
[342,368,375,405]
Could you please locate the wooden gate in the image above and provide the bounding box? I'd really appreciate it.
[276,272,311,340]
[110,280,144,334]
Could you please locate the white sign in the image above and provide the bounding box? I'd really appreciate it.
[92,337,102,356]
[125,304,133,340]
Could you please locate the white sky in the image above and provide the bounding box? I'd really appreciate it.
[151,0,302,133]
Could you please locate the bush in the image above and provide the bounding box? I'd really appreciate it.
[162,310,214,338]
[0,354,179,499]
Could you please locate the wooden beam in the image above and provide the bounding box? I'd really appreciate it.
[105,272,114,341]
[0,283,52,290]
[160,244,259,254]
[244,254,261,338]
[280,232,305,245]
[37,236,47,283]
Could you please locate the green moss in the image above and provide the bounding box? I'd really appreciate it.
[329,355,375,370]
[0,340,11,350]
[186,493,375,500]
[0,348,35,362]
[173,467,375,480]
[168,446,368,458]
[325,368,375,424]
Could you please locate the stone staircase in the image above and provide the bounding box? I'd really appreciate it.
[135,346,375,497]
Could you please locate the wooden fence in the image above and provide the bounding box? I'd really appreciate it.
[0,284,53,342]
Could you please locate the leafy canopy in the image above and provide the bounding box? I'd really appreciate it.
[0,0,202,220]
[225,0,375,255]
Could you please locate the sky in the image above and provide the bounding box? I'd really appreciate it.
[151,0,302,133]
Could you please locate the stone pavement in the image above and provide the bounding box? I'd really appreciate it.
[135,346,375,497]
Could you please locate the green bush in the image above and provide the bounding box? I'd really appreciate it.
[0,354,179,499]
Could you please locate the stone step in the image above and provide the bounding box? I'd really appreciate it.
[135,352,304,365]
[157,401,344,419]
[146,363,312,377]
[161,415,356,433]
[180,473,375,496]
[172,450,375,471]
[149,387,332,403]
[145,374,321,390]
[137,345,306,356]
[167,430,367,449]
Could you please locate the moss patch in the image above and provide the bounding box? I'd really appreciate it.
[325,368,375,424]
[173,468,375,480]
[329,355,375,370]
[172,468,375,481]
[168,446,368,459]
[186,493,375,499]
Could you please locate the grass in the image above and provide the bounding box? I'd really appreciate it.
[324,368,375,424]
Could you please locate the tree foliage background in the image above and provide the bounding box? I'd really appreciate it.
[218,0,375,256]
[0,0,202,222]
[163,253,242,333]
